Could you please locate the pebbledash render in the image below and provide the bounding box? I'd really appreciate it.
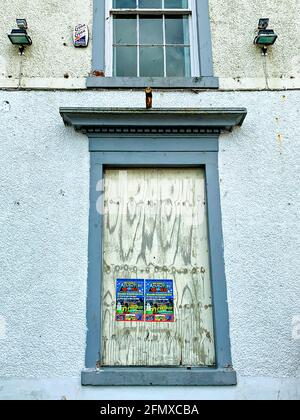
[0,0,299,400]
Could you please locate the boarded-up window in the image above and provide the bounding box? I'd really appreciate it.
[102,168,215,367]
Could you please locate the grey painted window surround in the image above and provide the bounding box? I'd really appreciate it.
[87,0,219,89]
[59,107,247,386]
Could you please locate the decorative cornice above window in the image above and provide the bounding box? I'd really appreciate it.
[59,108,247,135]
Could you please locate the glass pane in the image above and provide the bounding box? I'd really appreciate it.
[165,16,189,44]
[113,0,137,8]
[139,0,162,8]
[114,46,137,76]
[113,0,188,9]
[114,16,137,45]
[166,46,191,76]
[140,47,164,77]
[164,0,188,8]
[140,16,163,45]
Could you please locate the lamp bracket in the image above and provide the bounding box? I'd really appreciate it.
[258,18,269,30]
[16,19,28,30]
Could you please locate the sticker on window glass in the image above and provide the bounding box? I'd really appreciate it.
[145,280,175,323]
[116,279,145,322]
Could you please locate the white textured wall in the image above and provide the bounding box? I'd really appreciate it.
[210,0,300,79]
[0,0,93,80]
[0,0,299,88]
[0,90,299,399]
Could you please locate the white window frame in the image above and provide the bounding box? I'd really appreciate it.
[104,0,200,77]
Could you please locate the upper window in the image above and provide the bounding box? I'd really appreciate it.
[111,0,194,77]
[89,0,218,88]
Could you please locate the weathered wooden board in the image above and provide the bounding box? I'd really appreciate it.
[102,168,215,367]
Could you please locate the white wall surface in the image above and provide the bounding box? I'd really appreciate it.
[0,0,93,80]
[0,90,299,400]
[210,0,300,80]
[0,0,299,89]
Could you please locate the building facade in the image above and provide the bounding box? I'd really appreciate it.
[0,0,299,400]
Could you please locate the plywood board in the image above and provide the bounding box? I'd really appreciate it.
[102,168,215,367]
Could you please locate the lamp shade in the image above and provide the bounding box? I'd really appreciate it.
[8,29,32,46]
[255,29,278,46]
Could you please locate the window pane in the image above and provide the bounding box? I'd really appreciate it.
[114,0,137,8]
[114,16,137,45]
[139,0,162,8]
[140,16,163,45]
[166,46,191,76]
[113,0,188,10]
[114,46,137,76]
[140,47,164,77]
[165,16,189,44]
[164,0,188,8]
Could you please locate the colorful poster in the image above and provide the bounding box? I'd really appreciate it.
[73,24,89,47]
[116,279,145,322]
[145,280,175,323]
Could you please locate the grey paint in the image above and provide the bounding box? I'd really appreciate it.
[92,0,106,73]
[60,107,247,132]
[89,137,219,152]
[86,77,219,89]
[91,151,215,166]
[85,156,103,368]
[196,0,215,77]
[206,157,232,368]
[82,368,236,386]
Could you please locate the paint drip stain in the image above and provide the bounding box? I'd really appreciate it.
[277,134,283,143]
[0,101,11,112]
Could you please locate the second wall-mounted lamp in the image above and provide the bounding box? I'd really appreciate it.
[8,19,32,54]
[254,18,278,55]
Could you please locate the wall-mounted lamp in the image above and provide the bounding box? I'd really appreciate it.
[254,19,278,55]
[8,19,32,54]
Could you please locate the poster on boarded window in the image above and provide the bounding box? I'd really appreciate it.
[145,280,175,323]
[116,279,145,322]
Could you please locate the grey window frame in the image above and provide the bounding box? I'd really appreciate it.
[87,0,219,89]
[60,108,247,386]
